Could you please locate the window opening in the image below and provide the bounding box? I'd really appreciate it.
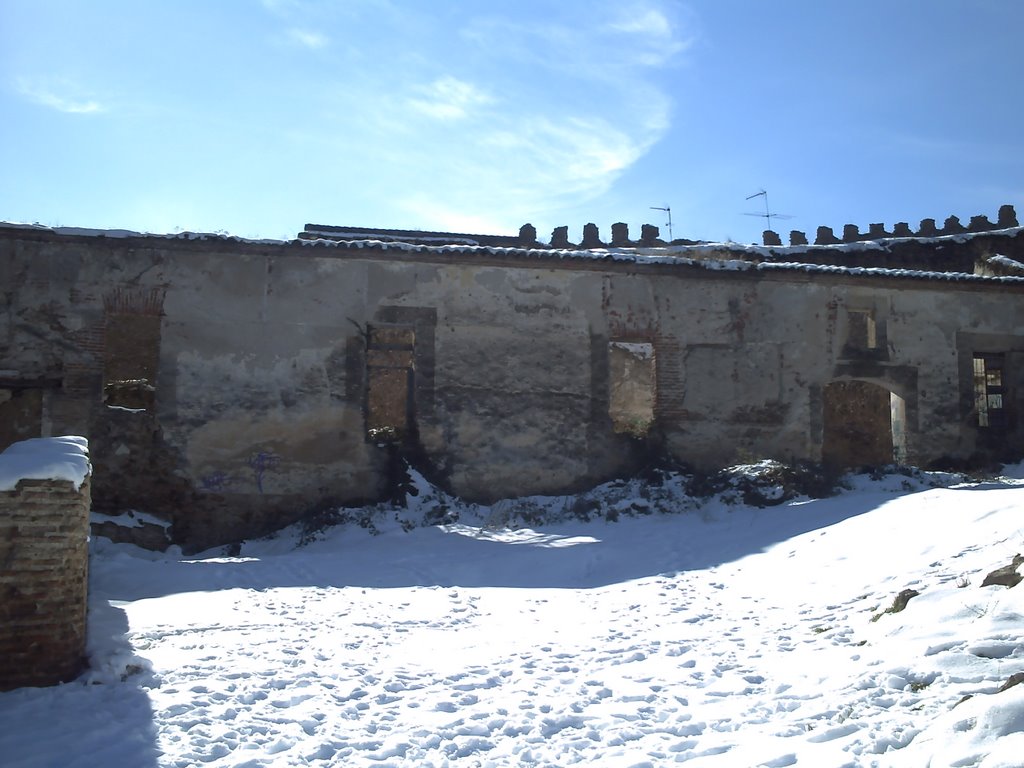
[846,309,878,351]
[973,354,1006,428]
[608,341,655,437]
[822,380,900,467]
[890,391,908,464]
[366,326,415,442]
[103,313,160,410]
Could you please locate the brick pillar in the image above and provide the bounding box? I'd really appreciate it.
[518,223,538,246]
[640,224,661,245]
[610,222,630,246]
[581,223,603,248]
[968,215,993,232]
[0,472,91,690]
[942,215,965,235]
[815,226,840,245]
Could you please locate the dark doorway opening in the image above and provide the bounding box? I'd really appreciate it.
[823,380,906,468]
[366,326,415,443]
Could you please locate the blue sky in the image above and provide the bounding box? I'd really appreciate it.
[2,0,1022,244]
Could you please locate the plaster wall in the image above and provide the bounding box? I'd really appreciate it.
[4,229,1024,546]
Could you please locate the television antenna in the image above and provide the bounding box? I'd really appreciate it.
[743,190,793,232]
[650,205,672,241]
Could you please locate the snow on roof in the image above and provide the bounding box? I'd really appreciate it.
[0,221,284,246]
[294,238,1024,283]
[3,221,1024,285]
[302,224,491,246]
[756,261,1024,283]
[0,436,91,492]
[987,253,1024,272]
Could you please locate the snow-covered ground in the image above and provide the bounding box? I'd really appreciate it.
[1,466,1023,767]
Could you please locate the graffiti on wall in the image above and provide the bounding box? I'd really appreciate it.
[199,471,234,492]
[199,450,281,494]
[248,451,280,494]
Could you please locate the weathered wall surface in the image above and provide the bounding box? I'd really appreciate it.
[3,226,1024,547]
[0,475,91,690]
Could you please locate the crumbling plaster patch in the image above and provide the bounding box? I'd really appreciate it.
[185,405,371,497]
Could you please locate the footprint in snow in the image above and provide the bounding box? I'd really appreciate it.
[760,753,797,767]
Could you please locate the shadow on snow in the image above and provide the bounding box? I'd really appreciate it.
[90,484,975,598]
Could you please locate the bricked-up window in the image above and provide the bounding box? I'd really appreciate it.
[366,326,415,442]
[847,309,878,350]
[973,354,1006,428]
[609,341,655,437]
[103,313,161,410]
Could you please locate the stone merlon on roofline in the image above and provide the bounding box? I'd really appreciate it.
[4,204,1023,285]
[304,203,1020,251]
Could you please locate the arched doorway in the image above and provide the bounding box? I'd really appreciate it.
[822,380,907,468]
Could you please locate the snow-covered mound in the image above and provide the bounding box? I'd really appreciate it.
[0,435,90,491]
[0,466,1022,767]
[295,459,954,541]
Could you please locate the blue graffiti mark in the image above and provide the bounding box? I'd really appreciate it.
[248,451,280,494]
[199,471,233,492]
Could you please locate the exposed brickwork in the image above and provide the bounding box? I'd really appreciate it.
[652,334,686,421]
[0,476,91,691]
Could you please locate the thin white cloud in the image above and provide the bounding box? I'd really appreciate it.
[286,28,329,49]
[407,76,493,121]
[482,116,652,191]
[16,78,105,114]
[393,196,509,235]
[461,1,690,85]
[423,2,683,210]
[379,103,670,232]
[606,6,693,66]
[298,1,691,233]
[608,7,673,36]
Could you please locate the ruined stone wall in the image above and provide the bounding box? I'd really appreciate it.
[0,236,106,443]
[693,277,1024,468]
[4,226,1024,547]
[0,475,91,690]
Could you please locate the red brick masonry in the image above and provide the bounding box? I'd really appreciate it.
[0,476,91,690]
